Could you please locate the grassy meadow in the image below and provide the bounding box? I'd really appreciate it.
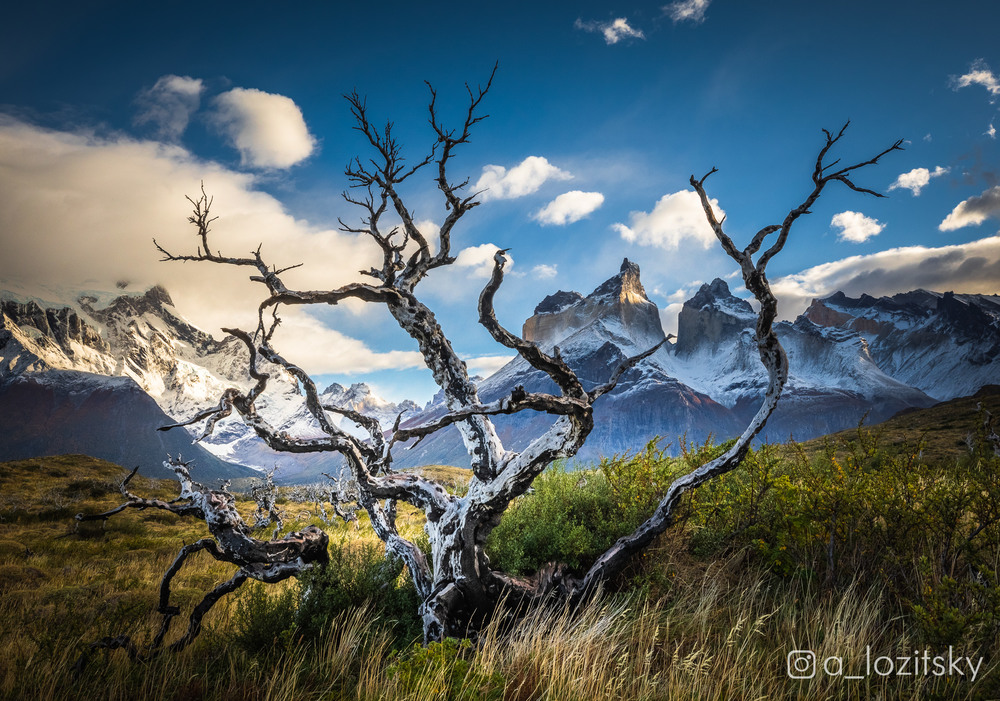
[1,388,999,699]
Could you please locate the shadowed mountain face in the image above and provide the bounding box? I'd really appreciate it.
[0,371,255,482]
[2,266,996,477]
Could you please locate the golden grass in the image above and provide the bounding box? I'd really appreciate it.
[1,454,997,699]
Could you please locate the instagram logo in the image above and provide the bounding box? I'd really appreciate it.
[787,650,817,679]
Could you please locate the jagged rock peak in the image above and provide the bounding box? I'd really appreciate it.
[534,290,584,315]
[78,284,175,314]
[588,257,650,304]
[803,298,853,327]
[675,278,755,356]
[687,278,752,313]
[322,382,346,395]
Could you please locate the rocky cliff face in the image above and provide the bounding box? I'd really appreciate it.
[522,258,665,350]
[665,278,936,440]
[675,278,756,356]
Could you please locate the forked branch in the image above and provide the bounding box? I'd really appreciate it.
[571,124,902,597]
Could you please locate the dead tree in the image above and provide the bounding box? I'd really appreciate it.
[75,457,327,655]
[248,466,285,539]
[86,64,901,644]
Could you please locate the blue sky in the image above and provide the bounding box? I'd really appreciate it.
[2,0,999,403]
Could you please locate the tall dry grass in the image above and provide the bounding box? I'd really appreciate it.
[2,455,996,699]
[3,550,995,699]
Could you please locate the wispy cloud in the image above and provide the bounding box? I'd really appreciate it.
[534,190,604,225]
[951,58,1000,101]
[574,17,645,45]
[613,190,722,250]
[474,156,572,201]
[772,235,1000,319]
[210,87,316,169]
[133,75,204,141]
[939,185,1000,231]
[453,243,512,278]
[988,123,997,139]
[664,0,711,24]
[831,211,884,243]
[531,264,558,279]
[887,166,949,196]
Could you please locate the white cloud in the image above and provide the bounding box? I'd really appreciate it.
[831,211,885,243]
[269,313,424,374]
[771,235,1000,320]
[939,185,1000,231]
[531,264,558,279]
[573,17,645,45]
[887,166,949,196]
[133,75,204,141]
[988,123,997,139]
[453,243,512,278]
[613,190,723,250]
[465,355,515,377]
[474,156,572,201]
[0,116,432,375]
[664,0,711,23]
[211,88,316,169]
[951,59,1000,101]
[533,191,604,225]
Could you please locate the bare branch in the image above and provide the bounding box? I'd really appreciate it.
[391,388,585,447]
[979,403,1000,458]
[478,249,587,400]
[589,336,671,402]
[576,125,902,597]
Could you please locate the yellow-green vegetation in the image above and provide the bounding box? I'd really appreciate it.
[799,384,1000,465]
[2,398,1000,700]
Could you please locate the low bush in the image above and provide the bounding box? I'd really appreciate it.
[230,538,422,655]
[296,539,422,645]
[485,425,1000,651]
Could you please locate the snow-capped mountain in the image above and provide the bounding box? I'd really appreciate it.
[664,279,938,440]
[394,262,994,466]
[391,260,742,468]
[802,289,1000,400]
[0,283,412,482]
[2,262,996,477]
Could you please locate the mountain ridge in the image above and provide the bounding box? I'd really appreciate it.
[2,262,997,478]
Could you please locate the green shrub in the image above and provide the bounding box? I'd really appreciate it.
[230,539,422,654]
[486,464,619,574]
[387,637,505,700]
[230,580,298,655]
[295,540,421,645]
[682,425,1000,649]
[486,440,719,576]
